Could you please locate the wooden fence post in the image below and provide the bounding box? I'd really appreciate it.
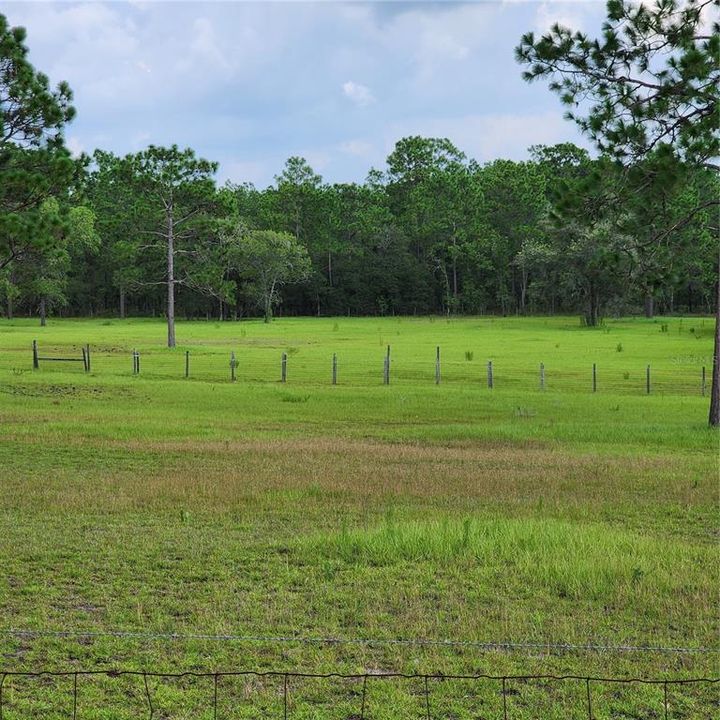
[185,351,190,379]
[540,362,545,391]
[487,360,493,389]
[435,346,441,385]
[85,344,91,373]
[32,340,39,370]
[332,353,337,385]
[82,347,88,372]
[281,352,287,383]
[646,365,651,395]
[592,363,597,393]
[383,345,391,385]
[230,351,236,382]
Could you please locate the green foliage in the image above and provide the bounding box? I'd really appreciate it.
[516,0,719,166]
[516,0,720,423]
[224,225,312,322]
[0,13,78,273]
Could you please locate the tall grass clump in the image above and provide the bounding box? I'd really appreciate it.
[307,517,707,602]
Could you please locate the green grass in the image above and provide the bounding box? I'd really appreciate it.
[0,316,717,718]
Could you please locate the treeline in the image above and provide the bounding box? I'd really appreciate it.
[1,9,717,338]
[3,137,717,327]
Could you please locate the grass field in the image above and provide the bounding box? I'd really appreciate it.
[0,316,717,718]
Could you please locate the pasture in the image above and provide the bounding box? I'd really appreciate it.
[0,316,717,718]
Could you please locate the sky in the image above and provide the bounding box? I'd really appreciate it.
[4,1,608,187]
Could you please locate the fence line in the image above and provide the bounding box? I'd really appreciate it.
[1,628,716,655]
[22,341,710,396]
[0,667,716,719]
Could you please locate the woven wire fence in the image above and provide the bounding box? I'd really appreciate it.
[0,668,717,719]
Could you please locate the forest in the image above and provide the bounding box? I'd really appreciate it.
[3,137,718,327]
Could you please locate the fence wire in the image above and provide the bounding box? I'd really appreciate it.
[0,668,716,719]
[8,341,712,397]
[1,628,716,655]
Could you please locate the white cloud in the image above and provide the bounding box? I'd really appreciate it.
[220,160,271,187]
[342,81,375,107]
[533,1,595,35]
[386,111,588,164]
[339,139,373,157]
[66,136,84,157]
[186,17,233,74]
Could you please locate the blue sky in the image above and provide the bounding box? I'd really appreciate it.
[5,1,607,186]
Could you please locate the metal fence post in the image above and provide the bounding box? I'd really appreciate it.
[281,352,287,383]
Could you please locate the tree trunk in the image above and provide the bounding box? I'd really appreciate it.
[328,248,333,287]
[119,288,126,319]
[709,250,720,427]
[6,292,13,320]
[39,298,47,327]
[264,295,272,323]
[644,293,654,319]
[520,269,528,315]
[585,284,599,326]
[166,207,176,348]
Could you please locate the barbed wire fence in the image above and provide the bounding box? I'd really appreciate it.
[2,628,718,655]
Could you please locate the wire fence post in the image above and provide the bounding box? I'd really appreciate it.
[230,351,236,382]
[646,364,651,395]
[281,352,287,383]
[487,360,493,389]
[435,346,441,385]
[383,345,390,385]
[592,363,597,393]
[540,362,545,391]
[586,677,593,720]
[32,340,39,369]
[283,673,288,720]
[143,672,154,719]
[332,353,337,385]
[185,351,190,379]
[72,672,78,720]
[702,366,706,396]
[360,675,368,719]
[213,673,218,720]
[82,347,88,373]
[501,677,508,720]
[424,675,431,720]
[85,344,91,372]
[132,350,140,375]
